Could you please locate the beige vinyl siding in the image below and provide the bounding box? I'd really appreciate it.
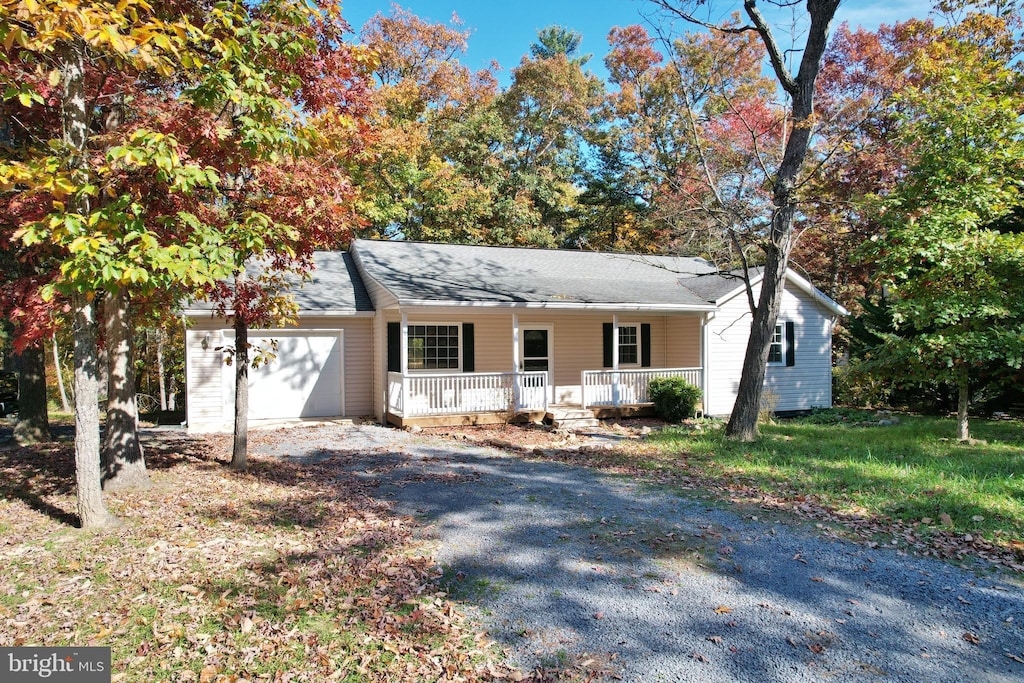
[185,323,228,432]
[706,283,835,416]
[372,313,385,422]
[520,314,600,404]
[339,318,373,417]
[666,316,701,368]
[471,316,514,372]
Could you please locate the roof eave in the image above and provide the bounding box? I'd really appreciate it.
[715,271,849,317]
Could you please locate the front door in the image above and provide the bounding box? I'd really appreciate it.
[520,325,554,404]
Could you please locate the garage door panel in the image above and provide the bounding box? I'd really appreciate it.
[246,332,343,419]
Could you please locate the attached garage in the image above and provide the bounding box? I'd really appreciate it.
[234,330,344,420]
[183,252,375,433]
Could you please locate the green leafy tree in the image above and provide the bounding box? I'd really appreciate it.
[498,27,604,246]
[864,6,1024,440]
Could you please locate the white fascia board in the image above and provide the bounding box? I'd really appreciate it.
[784,270,850,316]
[396,299,718,313]
[181,308,373,318]
[289,310,375,318]
[715,271,849,317]
[181,308,221,318]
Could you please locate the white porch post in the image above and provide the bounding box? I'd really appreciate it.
[376,311,386,421]
[400,311,409,414]
[701,312,713,417]
[511,313,521,409]
[612,313,620,407]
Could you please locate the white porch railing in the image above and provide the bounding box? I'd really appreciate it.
[581,367,702,408]
[387,371,548,418]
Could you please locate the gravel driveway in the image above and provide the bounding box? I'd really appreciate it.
[253,423,1024,682]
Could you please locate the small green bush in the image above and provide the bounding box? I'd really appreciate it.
[833,360,892,408]
[648,376,702,422]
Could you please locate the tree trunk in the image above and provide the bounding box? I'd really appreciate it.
[52,331,71,412]
[63,37,116,528]
[102,290,149,490]
[956,365,970,442]
[14,342,51,444]
[73,292,116,528]
[724,0,840,441]
[157,329,167,411]
[230,312,249,470]
[725,230,795,441]
[168,374,177,411]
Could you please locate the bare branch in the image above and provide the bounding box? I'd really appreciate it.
[743,0,798,94]
[647,0,757,34]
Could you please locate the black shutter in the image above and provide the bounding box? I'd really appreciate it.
[603,323,613,368]
[387,322,400,372]
[785,321,796,367]
[462,323,475,372]
[641,323,652,367]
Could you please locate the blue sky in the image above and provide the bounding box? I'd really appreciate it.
[343,0,936,81]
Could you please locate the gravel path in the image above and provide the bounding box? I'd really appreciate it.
[253,423,1024,682]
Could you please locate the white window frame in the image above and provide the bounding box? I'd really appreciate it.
[768,323,784,365]
[618,324,641,367]
[407,322,461,372]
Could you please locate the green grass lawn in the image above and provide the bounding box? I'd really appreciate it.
[645,410,1024,559]
[456,409,1024,571]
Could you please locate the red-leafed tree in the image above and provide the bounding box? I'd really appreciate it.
[1,0,371,525]
[649,0,842,440]
[599,21,781,267]
[794,20,929,319]
[196,7,373,471]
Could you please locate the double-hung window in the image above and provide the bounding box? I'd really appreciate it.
[618,325,640,366]
[407,324,459,370]
[769,322,796,366]
[768,324,784,364]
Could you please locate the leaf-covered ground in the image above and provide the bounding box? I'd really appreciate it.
[0,431,528,682]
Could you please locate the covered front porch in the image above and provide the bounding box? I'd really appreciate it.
[386,365,704,427]
[381,309,708,427]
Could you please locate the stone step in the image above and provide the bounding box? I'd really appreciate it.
[547,406,599,429]
[552,417,600,428]
[551,409,596,420]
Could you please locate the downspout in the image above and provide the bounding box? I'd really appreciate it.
[828,314,838,407]
[376,310,386,423]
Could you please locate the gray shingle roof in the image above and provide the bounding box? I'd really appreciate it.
[675,267,764,303]
[186,252,374,313]
[351,239,722,308]
[292,252,373,312]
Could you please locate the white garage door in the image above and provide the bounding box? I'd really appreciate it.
[245,331,344,419]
